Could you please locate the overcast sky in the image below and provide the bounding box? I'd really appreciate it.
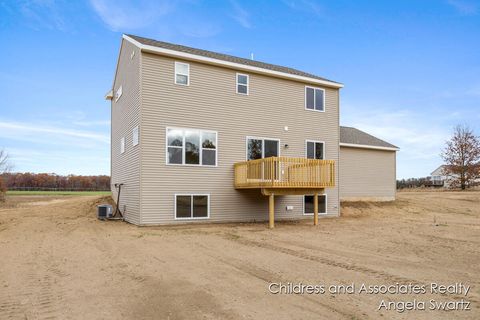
[0,0,479,178]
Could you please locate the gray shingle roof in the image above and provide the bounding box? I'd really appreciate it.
[340,126,398,149]
[126,34,341,85]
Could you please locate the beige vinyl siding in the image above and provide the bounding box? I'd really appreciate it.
[339,146,396,201]
[111,39,141,224]
[139,52,340,225]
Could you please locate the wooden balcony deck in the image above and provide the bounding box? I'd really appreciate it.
[234,157,335,229]
[234,157,335,189]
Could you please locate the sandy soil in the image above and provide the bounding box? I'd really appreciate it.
[0,192,479,320]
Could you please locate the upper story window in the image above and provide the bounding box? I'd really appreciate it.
[132,126,139,146]
[120,137,125,154]
[306,140,324,160]
[175,62,190,85]
[236,73,249,95]
[305,86,325,112]
[246,137,279,160]
[167,128,217,166]
[115,86,123,102]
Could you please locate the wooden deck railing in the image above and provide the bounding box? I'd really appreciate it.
[234,157,335,189]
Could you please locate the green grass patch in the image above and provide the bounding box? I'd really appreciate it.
[6,190,111,196]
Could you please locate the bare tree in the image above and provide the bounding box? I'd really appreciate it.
[0,149,11,201]
[441,125,480,190]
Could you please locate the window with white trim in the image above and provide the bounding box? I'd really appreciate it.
[115,85,123,102]
[175,62,190,85]
[236,73,249,94]
[246,137,279,160]
[306,140,324,159]
[305,86,325,111]
[120,137,125,154]
[304,194,327,215]
[167,128,217,166]
[175,194,209,219]
[132,126,139,146]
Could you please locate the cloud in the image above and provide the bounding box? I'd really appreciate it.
[229,0,251,28]
[0,120,109,145]
[6,0,69,31]
[72,120,111,127]
[89,0,174,31]
[283,0,324,17]
[446,0,478,15]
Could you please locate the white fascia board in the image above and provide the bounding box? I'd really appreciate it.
[340,143,399,151]
[123,34,344,89]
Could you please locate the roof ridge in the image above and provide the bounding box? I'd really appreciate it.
[125,34,342,85]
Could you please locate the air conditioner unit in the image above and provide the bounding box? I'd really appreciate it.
[97,205,113,220]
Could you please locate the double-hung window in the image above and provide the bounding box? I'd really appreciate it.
[246,137,279,160]
[175,194,209,219]
[306,140,325,160]
[236,73,249,94]
[175,62,190,85]
[167,128,217,166]
[305,86,325,111]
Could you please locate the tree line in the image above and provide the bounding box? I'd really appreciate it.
[3,172,111,191]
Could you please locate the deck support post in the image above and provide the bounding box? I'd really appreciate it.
[313,193,318,226]
[269,194,275,229]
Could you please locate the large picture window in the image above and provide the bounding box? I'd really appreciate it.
[175,194,209,219]
[305,86,325,112]
[246,137,279,160]
[304,194,327,215]
[167,128,217,166]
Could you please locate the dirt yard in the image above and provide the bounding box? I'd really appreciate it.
[0,192,479,319]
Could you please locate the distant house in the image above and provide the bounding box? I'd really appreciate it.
[106,34,399,227]
[427,165,448,187]
[428,164,480,188]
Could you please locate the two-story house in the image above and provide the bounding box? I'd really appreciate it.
[106,34,399,227]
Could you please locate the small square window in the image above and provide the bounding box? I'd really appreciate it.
[175,62,190,85]
[236,73,249,95]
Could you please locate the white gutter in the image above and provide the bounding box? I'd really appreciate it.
[123,34,344,89]
[340,143,399,151]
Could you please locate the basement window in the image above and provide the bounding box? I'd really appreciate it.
[132,126,139,146]
[120,137,125,154]
[305,86,325,112]
[175,194,210,219]
[236,73,249,94]
[304,194,327,215]
[175,62,190,85]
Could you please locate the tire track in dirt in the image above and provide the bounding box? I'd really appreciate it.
[0,226,69,319]
[219,232,480,307]
[196,243,360,320]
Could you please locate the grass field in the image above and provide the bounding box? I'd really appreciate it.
[6,190,111,196]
